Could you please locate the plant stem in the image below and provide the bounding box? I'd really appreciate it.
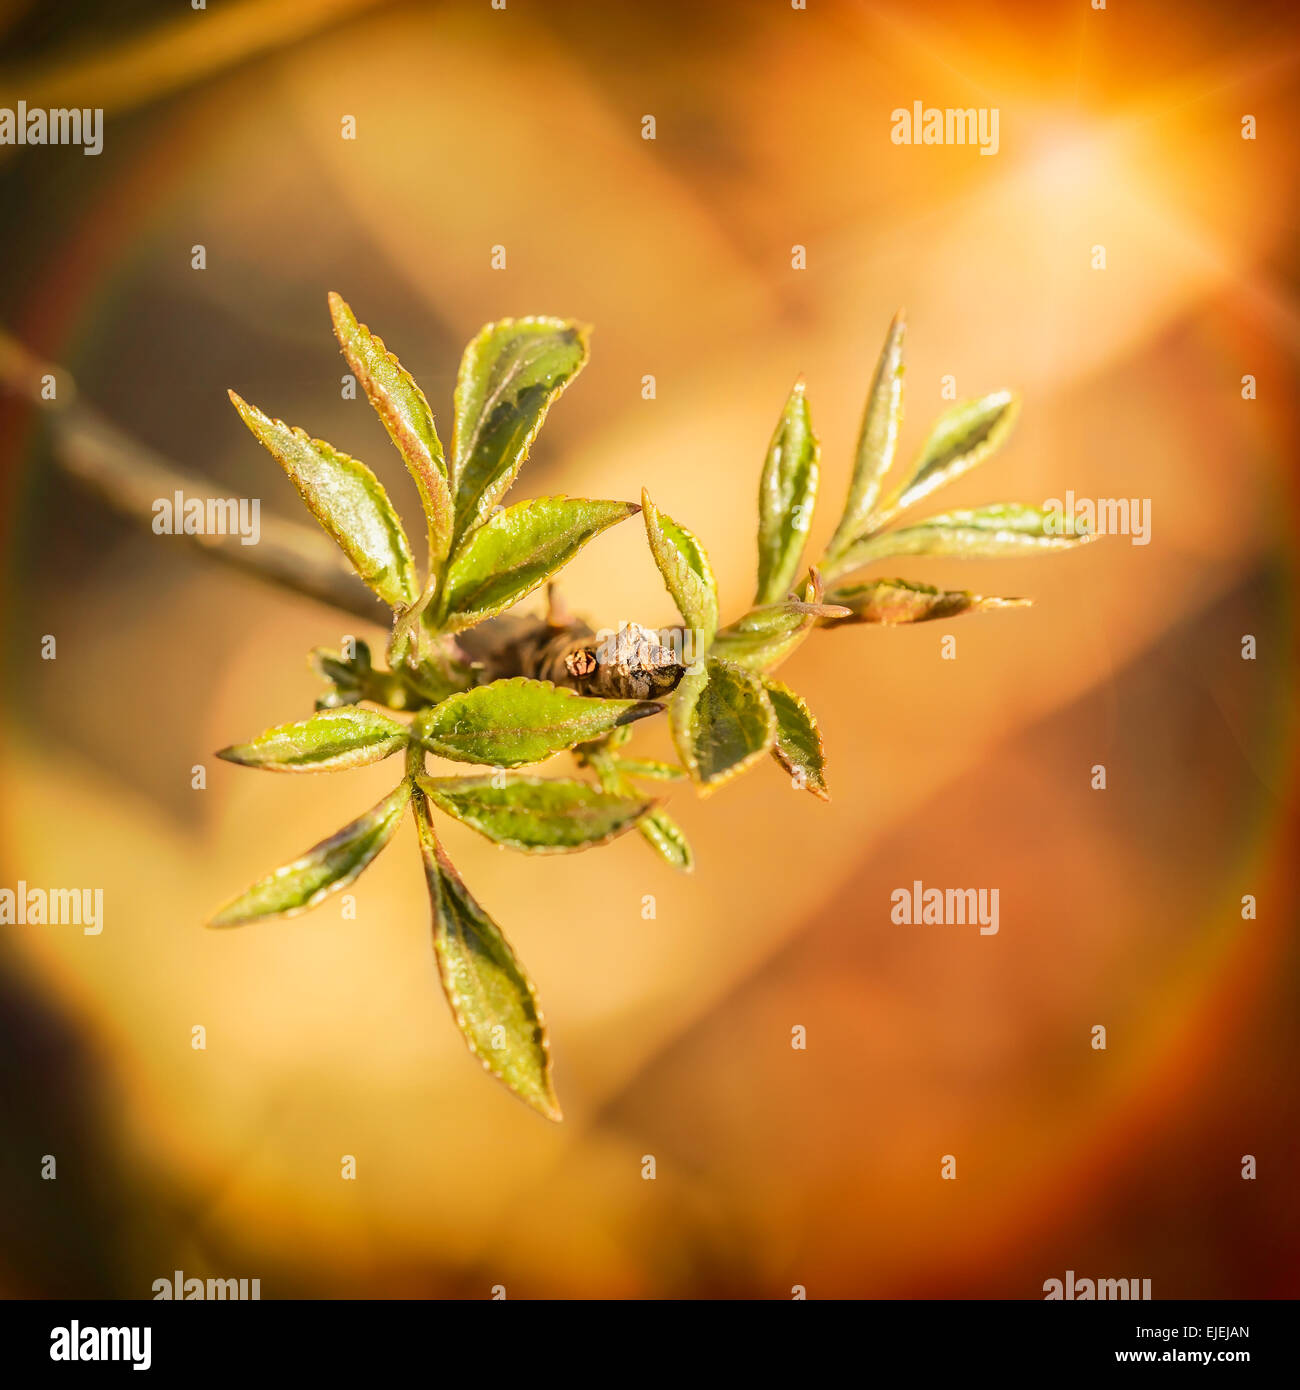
[405,740,426,779]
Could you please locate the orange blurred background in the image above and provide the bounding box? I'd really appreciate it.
[0,0,1297,1297]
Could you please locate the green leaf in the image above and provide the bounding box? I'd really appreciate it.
[613,758,687,782]
[764,678,829,800]
[586,749,693,873]
[821,578,1031,626]
[670,657,777,792]
[755,380,819,605]
[228,391,418,609]
[641,489,718,655]
[420,773,654,853]
[451,317,589,549]
[309,639,465,712]
[604,723,635,751]
[328,293,454,576]
[209,781,411,926]
[638,809,694,872]
[884,390,1020,517]
[826,310,905,563]
[835,503,1095,567]
[438,496,638,633]
[310,641,371,709]
[711,596,849,673]
[217,707,408,771]
[412,677,662,767]
[412,791,560,1120]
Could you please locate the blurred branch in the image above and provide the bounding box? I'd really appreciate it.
[0,0,391,126]
[0,327,385,625]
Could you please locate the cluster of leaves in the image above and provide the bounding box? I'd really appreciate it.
[640,310,1095,802]
[212,297,1093,1120]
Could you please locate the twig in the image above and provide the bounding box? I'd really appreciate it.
[0,327,386,624]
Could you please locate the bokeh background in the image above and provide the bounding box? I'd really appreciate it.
[1,0,1297,1298]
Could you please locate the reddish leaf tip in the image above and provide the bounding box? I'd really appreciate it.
[616,701,666,727]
